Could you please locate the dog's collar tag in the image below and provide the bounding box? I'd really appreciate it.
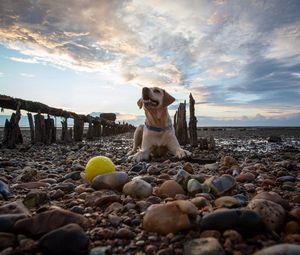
[144,123,172,132]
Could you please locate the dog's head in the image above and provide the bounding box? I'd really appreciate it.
[137,87,175,109]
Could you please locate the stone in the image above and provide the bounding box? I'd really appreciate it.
[191,197,211,209]
[284,221,300,234]
[14,208,88,237]
[0,214,27,232]
[116,227,136,239]
[248,198,286,232]
[90,246,111,255]
[123,179,152,199]
[92,172,129,191]
[53,182,75,193]
[200,209,265,234]
[143,200,198,235]
[205,175,236,197]
[0,232,16,250]
[267,135,282,143]
[214,196,241,208]
[39,223,89,255]
[157,180,185,198]
[0,201,31,216]
[23,189,49,208]
[184,237,225,255]
[204,163,219,171]
[61,171,82,181]
[187,179,204,195]
[253,244,300,255]
[174,169,192,189]
[16,167,37,182]
[235,172,256,183]
[183,162,194,174]
[0,180,11,200]
[13,182,50,189]
[130,163,147,173]
[276,176,297,182]
[147,165,161,175]
[289,208,300,223]
[253,191,291,210]
[221,156,237,168]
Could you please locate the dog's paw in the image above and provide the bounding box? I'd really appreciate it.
[175,148,191,159]
[129,151,150,162]
[126,150,135,156]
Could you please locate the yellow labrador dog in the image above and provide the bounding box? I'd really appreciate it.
[128,87,191,162]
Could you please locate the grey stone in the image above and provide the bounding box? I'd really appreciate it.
[184,237,225,255]
[92,172,129,191]
[123,179,152,199]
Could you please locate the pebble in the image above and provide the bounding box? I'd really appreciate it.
[221,156,237,168]
[187,179,204,195]
[123,179,153,199]
[130,163,147,173]
[174,169,192,189]
[53,182,75,193]
[23,189,49,208]
[147,165,161,175]
[13,182,50,189]
[116,228,136,239]
[92,171,129,191]
[253,244,300,255]
[248,198,286,232]
[184,237,225,255]
[276,176,296,182]
[61,171,82,181]
[156,180,185,198]
[16,167,37,182]
[214,196,241,208]
[0,232,16,250]
[0,214,27,232]
[205,163,219,171]
[14,207,88,236]
[39,223,89,255]
[89,246,111,255]
[235,172,256,183]
[191,197,211,209]
[183,162,194,174]
[200,209,265,234]
[0,180,11,200]
[0,201,31,216]
[253,191,291,210]
[205,175,236,197]
[143,200,198,234]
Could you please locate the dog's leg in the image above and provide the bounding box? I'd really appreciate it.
[167,136,191,159]
[127,124,144,156]
[129,129,152,162]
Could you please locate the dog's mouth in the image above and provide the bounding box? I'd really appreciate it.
[143,96,159,107]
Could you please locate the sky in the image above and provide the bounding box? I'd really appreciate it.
[0,0,300,126]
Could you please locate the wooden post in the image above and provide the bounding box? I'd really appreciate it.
[27,113,35,144]
[2,110,23,149]
[34,113,46,144]
[174,101,188,145]
[61,118,72,143]
[45,115,55,144]
[86,120,93,140]
[189,93,198,147]
[92,121,101,138]
[74,117,84,141]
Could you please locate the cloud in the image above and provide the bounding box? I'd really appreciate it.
[10,57,38,64]
[20,72,35,78]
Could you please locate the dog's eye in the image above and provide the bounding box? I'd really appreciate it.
[153,89,160,93]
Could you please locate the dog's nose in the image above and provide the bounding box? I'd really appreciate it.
[142,87,150,98]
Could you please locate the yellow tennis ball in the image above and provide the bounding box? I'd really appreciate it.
[84,156,116,182]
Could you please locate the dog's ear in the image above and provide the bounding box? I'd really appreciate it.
[137,98,143,109]
[162,90,175,107]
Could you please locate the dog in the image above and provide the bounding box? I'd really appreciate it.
[128,87,191,162]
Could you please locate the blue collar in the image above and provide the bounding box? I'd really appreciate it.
[144,122,173,132]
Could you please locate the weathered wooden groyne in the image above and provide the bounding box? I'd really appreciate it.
[0,94,135,148]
